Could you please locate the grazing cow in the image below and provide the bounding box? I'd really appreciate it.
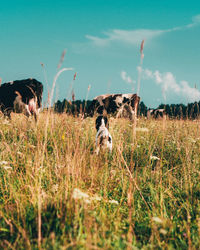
[147,108,166,119]
[95,115,112,154]
[88,93,140,120]
[0,78,43,120]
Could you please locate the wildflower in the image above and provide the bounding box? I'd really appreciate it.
[72,188,91,204]
[136,127,149,132]
[92,195,101,201]
[2,120,10,125]
[0,160,12,172]
[3,166,12,171]
[0,161,9,165]
[160,229,167,235]
[52,184,59,192]
[150,156,160,161]
[188,138,196,143]
[152,217,163,224]
[109,200,119,205]
[72,188,119,205]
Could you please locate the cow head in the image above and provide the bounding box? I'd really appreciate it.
[14,91,39,120]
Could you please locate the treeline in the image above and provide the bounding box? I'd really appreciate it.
[54,99,93,115]
[54,99,148,116]
[54,99,200,119]
[158,102,200,119]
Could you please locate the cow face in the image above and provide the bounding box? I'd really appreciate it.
[14,92,38,119]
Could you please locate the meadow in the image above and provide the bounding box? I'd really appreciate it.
[0,112,200,249]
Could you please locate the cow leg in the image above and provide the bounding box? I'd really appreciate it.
[4,111,11,120]
[28,98,39,122]
[33,112,37,122]
[116,106,123,118]
[126,105,136,121]
[3,108,12,119]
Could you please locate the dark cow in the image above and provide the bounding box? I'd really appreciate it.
[147,108,166,119]
[88,93,140,120]
[0,78,43,120]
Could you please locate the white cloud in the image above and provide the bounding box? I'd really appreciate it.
[154,70,162,84]
[86,29,164,47]
[180,81,200,101]
[121,71,135,84]
[144,68,153,78]
[86,14,200,47]
[142,68,200,103]
[186,14,200,28]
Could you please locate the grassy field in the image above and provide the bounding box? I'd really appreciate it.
[0,112,200,249]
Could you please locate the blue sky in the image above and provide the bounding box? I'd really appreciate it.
[0,0,200,108]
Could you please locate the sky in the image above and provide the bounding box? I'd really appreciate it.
[0,0,200,108]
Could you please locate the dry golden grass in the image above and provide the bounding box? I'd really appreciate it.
[0,112,200,249]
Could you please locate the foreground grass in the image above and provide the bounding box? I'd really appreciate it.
[0,112,200,249]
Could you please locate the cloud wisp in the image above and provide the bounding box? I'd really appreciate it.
[141,68,200,103]
[86,29,164,47]
[121,71,135,84]
[86,14,200,47]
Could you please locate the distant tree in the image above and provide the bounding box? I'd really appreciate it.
[138,101,148,117]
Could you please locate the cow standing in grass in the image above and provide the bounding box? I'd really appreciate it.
[88,93,140,120]
[147,108,166,119]
[0,78,43,120]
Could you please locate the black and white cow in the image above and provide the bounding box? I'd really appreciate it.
[147,108,166,119]
[0,78,43,120]
[88,93,140,120]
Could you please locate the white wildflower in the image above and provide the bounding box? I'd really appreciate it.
[38,166,46,174]
[152,217,163,224]
[160,228,167,235]
[0,161,9,165]
[3,166,12,171]
[2,120,10,125]
[72,188,91,204]
[91,195,101,201]
[188,138,196,143]
[110,169,116,176]
[150,156,160,161]
[109,200,119,205]
[52,184,59,192]
[72,188,119,205]
[136,127,149,132]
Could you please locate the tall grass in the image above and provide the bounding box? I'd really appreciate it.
[0,113,200,249]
